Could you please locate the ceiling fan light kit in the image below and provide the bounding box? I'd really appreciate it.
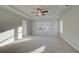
[38,13,42,15]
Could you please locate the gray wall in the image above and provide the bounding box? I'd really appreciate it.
[60,6,79,51]
[32,19,58,36]
[27,20,32,35]
[0,7,25,33]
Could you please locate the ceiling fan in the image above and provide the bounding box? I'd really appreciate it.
[32,8,48,16]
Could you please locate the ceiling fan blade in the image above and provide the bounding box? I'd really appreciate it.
[41,13,45,16]
[42,10,48,13]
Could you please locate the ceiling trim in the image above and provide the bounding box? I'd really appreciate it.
[9,6,34,19]
[56,5,73,20]
[0,5,33,20]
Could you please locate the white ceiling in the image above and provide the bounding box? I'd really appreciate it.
[0,5,72,32]
[0,5,72,22]
[10,5,72,20]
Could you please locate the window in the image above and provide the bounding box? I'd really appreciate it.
[0,26,23,46]
[38,22,50,32]
[18,26,23,39]
[0,29,14,46]
[60,19,63,34]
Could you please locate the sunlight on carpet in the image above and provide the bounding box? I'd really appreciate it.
[30,45,46,53]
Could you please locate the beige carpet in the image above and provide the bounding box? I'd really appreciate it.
[0,35,78,53]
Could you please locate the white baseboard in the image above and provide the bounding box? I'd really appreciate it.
[59,34,79,52]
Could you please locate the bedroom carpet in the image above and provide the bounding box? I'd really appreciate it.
[0,35,78,53]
